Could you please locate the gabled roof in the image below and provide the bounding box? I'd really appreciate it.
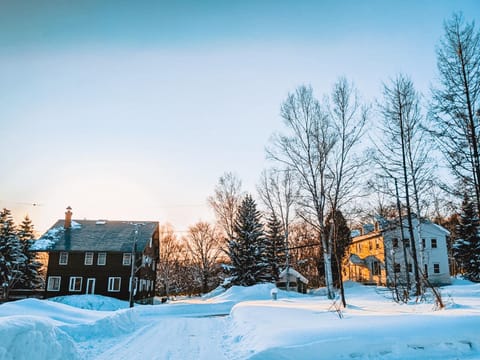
[279,267,309,284]
[31,220,158,252]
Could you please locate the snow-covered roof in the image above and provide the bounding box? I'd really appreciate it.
[31,219,158,252]
[279,267,309,284]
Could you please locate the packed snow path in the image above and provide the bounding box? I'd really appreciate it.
[95,316,230,360]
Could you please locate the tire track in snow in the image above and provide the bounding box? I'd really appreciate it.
[95,316,231,360]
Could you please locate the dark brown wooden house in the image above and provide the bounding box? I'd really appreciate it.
[32,207,159,304]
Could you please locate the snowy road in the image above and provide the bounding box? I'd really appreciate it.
[95,315,231,360]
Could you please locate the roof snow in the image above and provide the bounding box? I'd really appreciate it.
[30,226,64,251]
[279,267,309,284]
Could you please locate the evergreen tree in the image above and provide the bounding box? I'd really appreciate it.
[0,208,26,299]
[264,213,286,281]
[324,210,351,287]
[17,215,43,289]
[228,195,269,286]
[454,193,480,281]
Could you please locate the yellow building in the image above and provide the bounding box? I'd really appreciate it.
[344,223,386,285]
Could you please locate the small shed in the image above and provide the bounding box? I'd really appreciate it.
[276,267,308,294]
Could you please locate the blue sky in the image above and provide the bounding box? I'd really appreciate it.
[0,0,479,233]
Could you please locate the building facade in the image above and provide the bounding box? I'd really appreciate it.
[32,208,160,304]
[345,218,451,287]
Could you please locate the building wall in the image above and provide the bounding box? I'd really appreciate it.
[383,222,451,286]
[344,232,387,285]
[346,220,451,288]
[45,249,157,302]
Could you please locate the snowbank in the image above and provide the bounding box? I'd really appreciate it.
[49,294,129,311]
[1,280,479,359]
[228,281,480,359]
[0,316,79,360]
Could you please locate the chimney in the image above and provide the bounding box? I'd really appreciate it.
[65,206,72,229]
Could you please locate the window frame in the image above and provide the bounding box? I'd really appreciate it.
[433,263,440,274]
[123,253,132,266]
[59,252,68,265]
[431,238,438,249]
[108,277,121,292]
[97,252,107,266]
[84,252,94,265]
[392,238,399,248]
[69,276,83,292]
[47,276,61,291]
[394,263,401,273]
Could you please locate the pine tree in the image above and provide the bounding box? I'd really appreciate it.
[454,193,480,282]
[228,195,269,286]
[324,210,351,286]
[0,208,26,299]
[16,216,43,289]
[264,213,286,281]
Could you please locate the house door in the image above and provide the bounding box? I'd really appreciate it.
[86,278,96,294]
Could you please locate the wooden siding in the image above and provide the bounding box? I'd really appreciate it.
[45,230,159,303]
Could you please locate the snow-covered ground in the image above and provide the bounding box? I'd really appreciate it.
[0,280,479,359]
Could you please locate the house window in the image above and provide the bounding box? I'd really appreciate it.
[123,253,132,266]
[59,252,68,265]
[433,263,440,274]
[369,241,373,250]
[372,261,381,276]
[431,239,437,248]
[404,238,410,247]
[108,277,121,292]
[97,252,106,265]
[422,239,426,248]
[69,277,82,292]
[424,264,429,278]
[84,252,94,265]
[47,276,61,291]
[375,240,380,250]
[392,238,399,248]
[394,263,401,273]
[407,263,413,273]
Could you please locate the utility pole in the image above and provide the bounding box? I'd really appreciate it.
[129,226,139,308]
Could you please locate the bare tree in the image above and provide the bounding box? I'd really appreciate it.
[208,172,243,242]
[257,167,298,279]
[156,223,184,297]
[374,74,438,299]
[268,85,336,298]
[327,77,368,305]
[184,221,222,293]
[268,80,367,300]
[430,13,480,213]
